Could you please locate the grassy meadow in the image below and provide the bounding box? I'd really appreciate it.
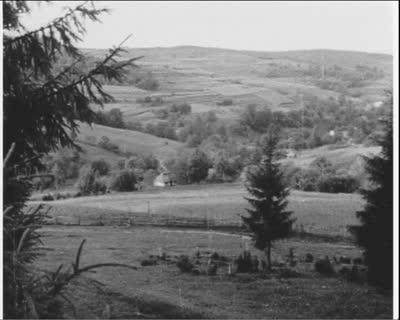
[31,183,363,237]
[35,226,392,319]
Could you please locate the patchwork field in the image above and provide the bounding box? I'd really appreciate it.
[81,47,392,125]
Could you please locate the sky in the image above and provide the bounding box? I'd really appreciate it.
[20,1,396,54]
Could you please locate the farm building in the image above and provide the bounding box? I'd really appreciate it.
[153,171,175,187]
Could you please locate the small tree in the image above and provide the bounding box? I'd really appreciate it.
[242,131,295,270]
[188,149,211,183]
[77,169,107,195]
[91,158,111,176]
[110,170,138,192]
[349,102,393,289]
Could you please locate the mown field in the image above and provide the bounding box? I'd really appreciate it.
[35,226,392,319]
[31,183,363,237]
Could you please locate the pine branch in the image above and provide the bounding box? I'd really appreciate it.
[39,35,142,101]
[4,1,107,45]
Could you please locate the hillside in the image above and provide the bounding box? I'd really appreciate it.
[82,46,392,126]
[76,122,184,161]
[281,144,381,169]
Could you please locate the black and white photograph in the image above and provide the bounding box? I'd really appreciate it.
[1,1,398,319]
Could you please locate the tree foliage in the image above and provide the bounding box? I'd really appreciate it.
[188,149,211,183]
[3,1,138,317]
[3,1,140,170]
[242,131,295,270]
[349,94,393,289]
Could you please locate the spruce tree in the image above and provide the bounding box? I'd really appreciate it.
[349,94,393,289]
[242,130,295,270]
[3,1,138,317]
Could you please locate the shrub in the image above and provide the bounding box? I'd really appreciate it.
[305,253,314,263]
[217,98,233,106]
[126,120,143,131]
[46,148,82,186]
[77,169,107,196]
[136,75,159,91]
[95,108,125,128]
[141,259,158,266]
[98,136,119,152]
[42,194,54,201]
[235,251,254,273]
[110,170,138,192]
[90,159,111,176]
[176,255,194,273]
[317,174,359,193]
[207,263,218,276]
[187,149,212,183]
[170,103,191,115]
[277,267,302,279]
[314,257,335,275]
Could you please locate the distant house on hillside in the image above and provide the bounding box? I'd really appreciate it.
[153,171,175,187]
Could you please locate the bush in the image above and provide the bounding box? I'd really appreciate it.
[217,99,233,106]
[46,148,82,187]
[77,169,107,196]
[42,194,54,201]
[187,149,212,183]
[277,267,302,279]
[314,257,335,275]
[170,103,191,115]
[90,159,111,176]
[305,253,314,263]
[95,108,125,128]
[317,174,359,193]
[141,259,158,266]
[176,255,194,273]
[110,170,138,192]
[235,251,254,273]
[136,75,159,91]
[207,263,218,276]
[98,136,119,153]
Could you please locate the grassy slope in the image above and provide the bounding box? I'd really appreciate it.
[76,122,183,161]
[82,47,392,125]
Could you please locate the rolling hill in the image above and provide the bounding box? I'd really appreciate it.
[82,46,392,126]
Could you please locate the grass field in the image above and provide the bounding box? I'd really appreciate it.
[31,183,364,237]
[76,122,183,161]
[35,226,392,319]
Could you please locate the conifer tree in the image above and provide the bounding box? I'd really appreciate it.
[242,130,295,270]
[349,93,393,289]
[3,1,139,317]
